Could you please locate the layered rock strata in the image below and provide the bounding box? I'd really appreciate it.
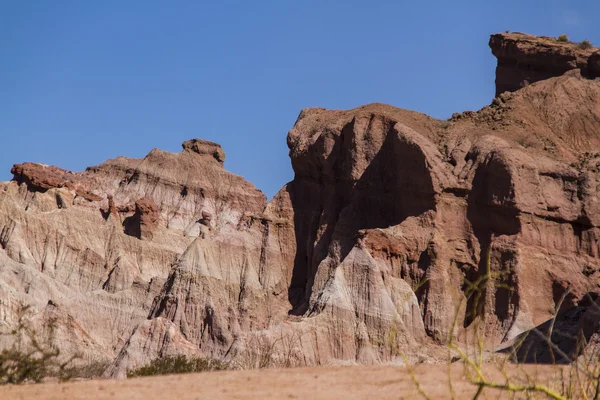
[1,32,600,375]
[490,32,600,96]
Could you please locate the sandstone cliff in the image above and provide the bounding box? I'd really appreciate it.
[1,32,600,374]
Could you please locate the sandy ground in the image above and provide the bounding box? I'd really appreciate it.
[0,364,566,400]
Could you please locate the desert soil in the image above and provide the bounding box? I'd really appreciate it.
[0,364,565,400]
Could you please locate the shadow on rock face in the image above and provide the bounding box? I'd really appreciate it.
[355,123,437,222]
[122,198,159,240]
[287,118,438,315]
[465,150,521,329]
[499,292,600,364]
[586,51,600,78]
[123,214,141,239]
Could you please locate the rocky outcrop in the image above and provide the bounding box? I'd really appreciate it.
[11,162,102,202]
[123,198,159,240]
[281,32,600,350]
[1,32,600,375]
[181,139,226,165]
[282,68,600,346]
[0,140,285,371]
[490,32,600,96]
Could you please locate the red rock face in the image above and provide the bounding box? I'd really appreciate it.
[11,162,102,202]
[490,32,600,96]
[283,47,600,347]
[122,198,159,240]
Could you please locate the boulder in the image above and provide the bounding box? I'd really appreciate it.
[182,138,226,165]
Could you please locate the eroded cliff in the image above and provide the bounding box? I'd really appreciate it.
[1,32,600,374]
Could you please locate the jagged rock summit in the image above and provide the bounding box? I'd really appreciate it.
[1,32,600,375]
[490,31,600,95]
[181,138,226,165]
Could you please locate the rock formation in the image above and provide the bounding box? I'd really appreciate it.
[1,32,600,375]
[490,32,600,95]
[122,198,159,240]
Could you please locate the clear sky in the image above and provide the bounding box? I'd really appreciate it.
[1,1,599,198]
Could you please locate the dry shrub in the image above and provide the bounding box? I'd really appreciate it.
[127,355,229,378]
[0,306,76,384]
[234,329,305,370]
[411,251,600,399]
[578,40,593,50]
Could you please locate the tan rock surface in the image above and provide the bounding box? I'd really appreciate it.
[0,140,289,372]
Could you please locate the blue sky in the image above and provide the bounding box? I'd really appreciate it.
[1,1,598,198]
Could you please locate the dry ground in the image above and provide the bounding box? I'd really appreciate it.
[0,363,567,400]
